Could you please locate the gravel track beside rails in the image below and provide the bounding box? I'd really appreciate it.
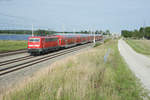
[118,39,150,94]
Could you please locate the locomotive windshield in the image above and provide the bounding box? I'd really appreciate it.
[29,38,40,42]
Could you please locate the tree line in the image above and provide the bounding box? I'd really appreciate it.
[121,26,150,39]
[0,29,111,36]
[0,30,56,35]
[0,30,32,34]
[80,29,111,35]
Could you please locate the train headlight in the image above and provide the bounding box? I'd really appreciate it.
[29,45,40,47]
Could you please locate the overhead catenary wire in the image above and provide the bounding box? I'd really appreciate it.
[0,12,52,31]
[0,12,38,23]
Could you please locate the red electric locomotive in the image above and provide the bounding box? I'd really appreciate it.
[28,36,59,54]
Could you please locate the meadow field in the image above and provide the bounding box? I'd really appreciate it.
[126,39,150,55]
[0,40,27,52]
[2,40,149,100]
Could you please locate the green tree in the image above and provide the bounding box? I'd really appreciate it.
[145,27,150,39]
[105,30,111,35]
[139,27,144,38]
[121,30,132,38]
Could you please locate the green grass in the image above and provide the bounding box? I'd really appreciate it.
[126,39,150,55]
[104,38,111,43]
[0,40,27,52]
[3,40,149,100]
[93,42,102,47]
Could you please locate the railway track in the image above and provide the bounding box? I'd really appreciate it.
[0,55,34,66]
[0,43,91,76]
[0,49,27,57]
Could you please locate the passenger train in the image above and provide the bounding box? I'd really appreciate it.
[28,33,103,55]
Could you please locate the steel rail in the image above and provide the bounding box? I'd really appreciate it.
[0,55,34,66]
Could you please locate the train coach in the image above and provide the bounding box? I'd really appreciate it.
[28,33,103,55]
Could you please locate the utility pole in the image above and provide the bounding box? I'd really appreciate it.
[32,24,34,36]
[93,29,96,44]
[90,28,93,42]
[91,28,95,46]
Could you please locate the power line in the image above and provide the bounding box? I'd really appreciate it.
[0,22,54,31]
[0,12,55,30]
[0,12,37,22]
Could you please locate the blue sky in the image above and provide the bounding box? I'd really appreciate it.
[0,0,150,33]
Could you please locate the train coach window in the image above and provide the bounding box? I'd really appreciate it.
[45,38,58,42]
[29,38,40,42]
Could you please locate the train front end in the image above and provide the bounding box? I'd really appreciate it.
[28,37,43,54]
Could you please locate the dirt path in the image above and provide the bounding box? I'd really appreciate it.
[118,39,150,92]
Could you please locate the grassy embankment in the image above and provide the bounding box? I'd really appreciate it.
[3,40,149,100]
[126,39,150,55]
[0,40,27,52]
